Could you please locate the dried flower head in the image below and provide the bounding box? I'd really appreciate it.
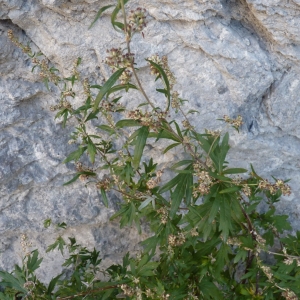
[223,115,243,129]
[282,289,298,300]
[127,7,147,34]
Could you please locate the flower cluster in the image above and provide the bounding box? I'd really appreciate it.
[223,115,243,128]
[226,237,242,246]
[231,175,243,185]
[258,179,291,196]
[182,119,193,130]
[171,91,180,109]
[7,30,31,54]
[96,176,111,190]
[193,164,213,196]
[20,234,32,256]
[282,289,298,300]
[83,78,91,97]
[50,100,72,111]
[148,54,176,89]
[157,206,169,225]
[120,284,134,297]
[168,232,186,247]
[242,184,251,196]
[206,129,220,137]
[260,265,273,281]
[101,100,124,113]
[32,57,60,84]
[190,228,199,237]
[127,8,147,35]
[75,162,94,181]
[127,109,167,130]
[105,48,134,84]
[146,170,163,189]
[283,257,300,267]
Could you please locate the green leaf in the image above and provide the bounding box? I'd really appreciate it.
[43,218,52,228]
[146,59,171,111]
[63,146,87,163]
[115,119,141,128]
[85,110,99,122]
[170,160,193,170]
[233,249,248,263]
[46,236,66,255]
[148,130,181,142]
[159,172,184,194]
[138,196,155,211]
[101,188,109,207]
[187,109,199,114]
[89,5,114,29]
[208,197,220,223]
[195,134,219,168]
[219,186,240,194]
[63,173,81,186]
[27,250,43,273]
[111,0,129,30]
[97,124,116,135]
[170,170,192,218]
[57,222,67,229]
[47,274,61,295]
[107,83,138,96]
[87,141,97,163]
[219,196,231,240]
[199,278,223,300]
[173,121,183,139]
[185,171,193,206]
[93,68,125,112]
[90,84,102,89]
[217,132,230,173]
[250,163,263,180]
[132,126,149,169]
[223,168,248,174]
[156,88,168,96]
[162,142,181,154]
[0,271,27,293]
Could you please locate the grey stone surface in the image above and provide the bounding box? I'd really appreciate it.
[1,0,300,282]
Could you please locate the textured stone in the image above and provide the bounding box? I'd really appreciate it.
[1,0,300,282]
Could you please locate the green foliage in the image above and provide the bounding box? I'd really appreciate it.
[3,1,300,299]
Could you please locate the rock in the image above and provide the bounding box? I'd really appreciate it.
[0,0,300,282]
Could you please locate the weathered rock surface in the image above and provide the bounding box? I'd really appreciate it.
[1,0,300,281]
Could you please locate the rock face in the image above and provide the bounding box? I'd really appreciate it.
[1,0,300,281]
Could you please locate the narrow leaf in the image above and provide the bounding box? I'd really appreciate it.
[138,196,154,211]
[89,5,114,29]
[146,59,171,110]
[97,124,115,135]
[93,68,125,112]
[116,119,141,128]
[63,174,80,186]
[63,146,87,163]
[47,274,61,295]
[223,168,248,174]
[107,83,137,96]
[219,186,240,194]
[162,142,180,154]
[87,141,97,163]
[133,126,149,169]
[101,188,109,207]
